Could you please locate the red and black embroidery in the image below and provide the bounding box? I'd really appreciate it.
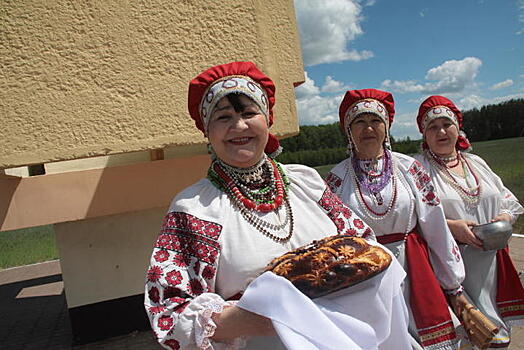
[408,160,440,206]
[157,212,222,265]
[318,188,372,238]
[145,211,223,348]
[326,172,342,193]
[164,339,180,350]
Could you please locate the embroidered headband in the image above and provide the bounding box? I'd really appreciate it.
[416,95,471,152]
[344,98,390,129]
[422,105,459,132]
[199,75,269,132]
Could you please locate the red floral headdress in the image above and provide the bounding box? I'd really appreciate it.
[416,95,471,151]
[338,89,395,153]
[188,61,280,156]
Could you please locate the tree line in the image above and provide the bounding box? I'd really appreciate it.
[276,98,524,167]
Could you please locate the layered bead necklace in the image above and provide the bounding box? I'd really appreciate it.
[208,155,294,243]
[426,150,481,207]
[350,149,398,219]
[429,149,460,168]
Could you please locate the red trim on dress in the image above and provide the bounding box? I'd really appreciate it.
[496,247,524,320]
[378,231,457,349]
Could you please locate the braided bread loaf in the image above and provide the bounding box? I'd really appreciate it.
[265,235,392,298]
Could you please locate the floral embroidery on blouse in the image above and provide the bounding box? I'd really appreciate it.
[326,172,343,194]
[318,187,373,238]
[145,212,222,348]
[408,160,440,206]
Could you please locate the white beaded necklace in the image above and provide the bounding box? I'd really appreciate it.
[425,150,481,207]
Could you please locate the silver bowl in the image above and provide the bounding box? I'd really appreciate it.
[472,221,513,251]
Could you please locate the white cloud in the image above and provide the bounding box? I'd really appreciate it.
[295,71,320,99]
[296,94,342,125]
[518,0,524,34]
[457,95,486,110]
[491,92,524,104]
[381,57,482,94]
[294,72,343,125]
[490,79,514,90]
[294,0,374,66]
[321,76,351,93]
[452,93,524,111]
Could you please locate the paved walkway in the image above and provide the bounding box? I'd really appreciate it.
[2,238,524,350]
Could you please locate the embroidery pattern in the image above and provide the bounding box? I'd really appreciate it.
[326,172,342,194]
[408,160,440,206]
[318,188,373,238]
[145,211,223,349]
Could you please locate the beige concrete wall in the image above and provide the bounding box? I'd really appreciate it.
[1,0,304,169]
[0,153,210,231]
[54,207,164,307]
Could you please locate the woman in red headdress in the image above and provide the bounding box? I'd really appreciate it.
[327,89,469,350]
[414,95,524,349]
[144,63,410,350]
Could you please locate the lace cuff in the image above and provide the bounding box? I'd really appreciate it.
[444,285,464,296]
[195,299,247,350]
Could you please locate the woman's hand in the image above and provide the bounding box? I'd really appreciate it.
[211,305,275,342]
[448,292,469,317]
[447,219,483,249]
[491,213,512,223]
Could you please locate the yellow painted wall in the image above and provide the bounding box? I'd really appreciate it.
[1,0,304,169]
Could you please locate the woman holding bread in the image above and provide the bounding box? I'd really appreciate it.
[144,62,410,350]
[414,95,524,349]
[326,89,468,349]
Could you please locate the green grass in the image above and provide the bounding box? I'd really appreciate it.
[314,137,524,233]
[0,225,58,269]
[471,138,524,233]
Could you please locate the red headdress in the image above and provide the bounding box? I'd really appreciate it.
[188,61,280,156]
[338,88,395,131]
[338,89,395,153]
[416,95,471,151]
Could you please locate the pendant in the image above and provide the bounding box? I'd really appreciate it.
[373,192,384,206]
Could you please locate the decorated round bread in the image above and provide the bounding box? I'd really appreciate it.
[265,235,392,298]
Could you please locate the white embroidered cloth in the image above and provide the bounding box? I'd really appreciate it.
[237,258,410,350]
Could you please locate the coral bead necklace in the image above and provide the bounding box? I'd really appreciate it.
[208,155,294,243]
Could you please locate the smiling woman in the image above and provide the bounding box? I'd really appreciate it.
[415,95,524,349]
[143,62,411,350]
[207,94,269,168]
[327,88,470,349]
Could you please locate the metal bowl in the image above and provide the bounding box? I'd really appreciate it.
[472,221,513,251]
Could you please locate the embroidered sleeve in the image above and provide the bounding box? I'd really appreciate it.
[145,211,227,350]
[408,160,440,206]
[326,172,342,194]
[404,160,465,290]
[318,187,374,239]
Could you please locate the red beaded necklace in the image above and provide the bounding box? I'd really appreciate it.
[213,158,285,213]
[355,171,398,217]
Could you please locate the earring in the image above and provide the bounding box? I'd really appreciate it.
[384,131,392,151]
[207,143,217,160]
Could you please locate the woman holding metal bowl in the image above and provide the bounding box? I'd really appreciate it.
[414,95,524,349]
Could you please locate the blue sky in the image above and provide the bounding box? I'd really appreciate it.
[293,0,524,139]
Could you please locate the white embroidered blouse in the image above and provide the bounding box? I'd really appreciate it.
[326,152,465,291]
[414,152,524,225]
[144,163,374,350]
